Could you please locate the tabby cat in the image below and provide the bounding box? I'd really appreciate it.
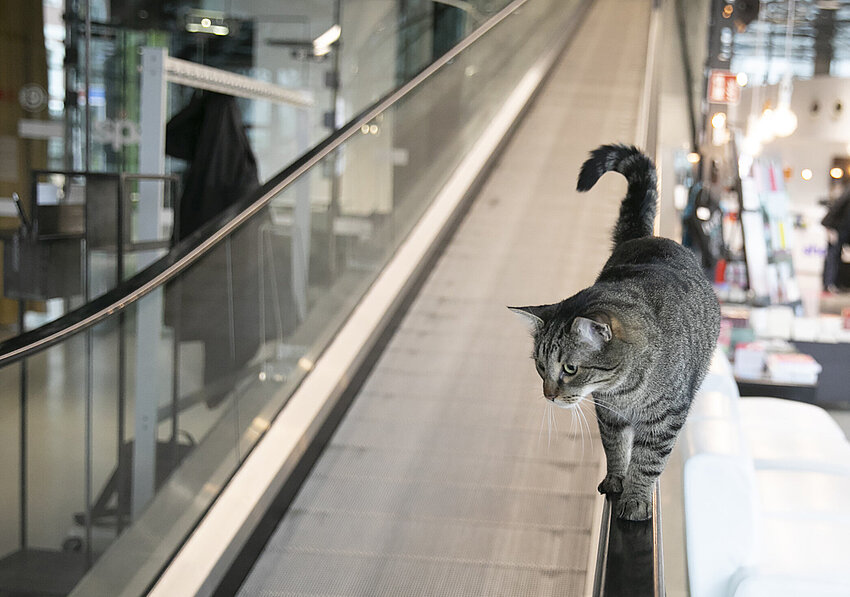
[510,144,720,521]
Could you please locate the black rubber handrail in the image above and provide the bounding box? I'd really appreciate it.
[0,0,534,368]
[592,483,665,597]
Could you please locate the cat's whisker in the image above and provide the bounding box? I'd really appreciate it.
[538,404,547,447]
[585,400,598,436]
[569,405,577,439]
[590,395,623,415]
[590,395,623,412]
[577,404,586,461]
[570,409,576,438]
[575,402,585,462]
[582,401,604,427]
[592,397,636,427]
[578,401,595,455]
[551,404,559,435]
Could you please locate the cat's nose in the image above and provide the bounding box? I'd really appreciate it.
[543,380,558,399]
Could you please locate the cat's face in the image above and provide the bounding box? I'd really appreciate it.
[510,306,619,408]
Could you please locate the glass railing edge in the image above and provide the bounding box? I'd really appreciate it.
[0,0,538,369]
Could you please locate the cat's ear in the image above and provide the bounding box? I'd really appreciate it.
[571,316,612,349]
[508,305,549,332]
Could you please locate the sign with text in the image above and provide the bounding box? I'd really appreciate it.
[708,70,740,104]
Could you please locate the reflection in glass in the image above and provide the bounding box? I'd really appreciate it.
[0,1,581,595]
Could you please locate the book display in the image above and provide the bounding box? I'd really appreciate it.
[717,151,803,309]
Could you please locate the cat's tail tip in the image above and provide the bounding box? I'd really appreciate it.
[576,143,646,192]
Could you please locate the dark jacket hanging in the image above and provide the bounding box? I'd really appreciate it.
[165,92,264,401]
[166,92,259,240]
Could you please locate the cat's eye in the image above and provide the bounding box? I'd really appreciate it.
[563,363,578,376]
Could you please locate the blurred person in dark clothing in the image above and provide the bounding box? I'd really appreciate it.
[822,185,850,293]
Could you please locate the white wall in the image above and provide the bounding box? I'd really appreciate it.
[732,76,850,209]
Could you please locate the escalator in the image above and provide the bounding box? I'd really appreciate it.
[0,1,664,595]
[229,1,657,594]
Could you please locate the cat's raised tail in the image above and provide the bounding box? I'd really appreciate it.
[576,143,657,247]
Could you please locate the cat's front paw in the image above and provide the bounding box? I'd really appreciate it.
[616,496,653,521]
[597,473,624,495]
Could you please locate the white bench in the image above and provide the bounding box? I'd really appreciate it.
[681,351,850,597]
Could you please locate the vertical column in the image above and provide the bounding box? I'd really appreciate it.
[131,47,167,517]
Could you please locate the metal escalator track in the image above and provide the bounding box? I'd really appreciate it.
[235,1,654,594]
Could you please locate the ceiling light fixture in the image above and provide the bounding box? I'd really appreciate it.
[313,25,341,57]
[185,12,229,36]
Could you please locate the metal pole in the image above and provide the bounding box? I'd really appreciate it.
[117,177,125,283]
[132,47,169,517]
[169,177,181,471]
[170,283,180,468]
[328,0,343,282]
[117,310,126,534]
[116,175,128,534]
[84,329,93,566]
[84,0,92,171]
[82,5,94,544]
[226,238,240,461]
[18,300,27,550]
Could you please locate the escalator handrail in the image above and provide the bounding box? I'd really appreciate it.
[0,0,535,368]
[592,0,665,595]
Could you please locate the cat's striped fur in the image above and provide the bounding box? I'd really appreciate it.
[510,144,720,520]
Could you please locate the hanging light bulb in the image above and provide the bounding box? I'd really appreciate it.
[772,0,798,138]
[741,134,763,156]
[772,104,798,137]
[739,153,755,178]
[757,103,776,143]
[742,114,763,156]
[773,74,798,137]
[711,112,727,129]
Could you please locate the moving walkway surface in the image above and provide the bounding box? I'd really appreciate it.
[237,0,653,594]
